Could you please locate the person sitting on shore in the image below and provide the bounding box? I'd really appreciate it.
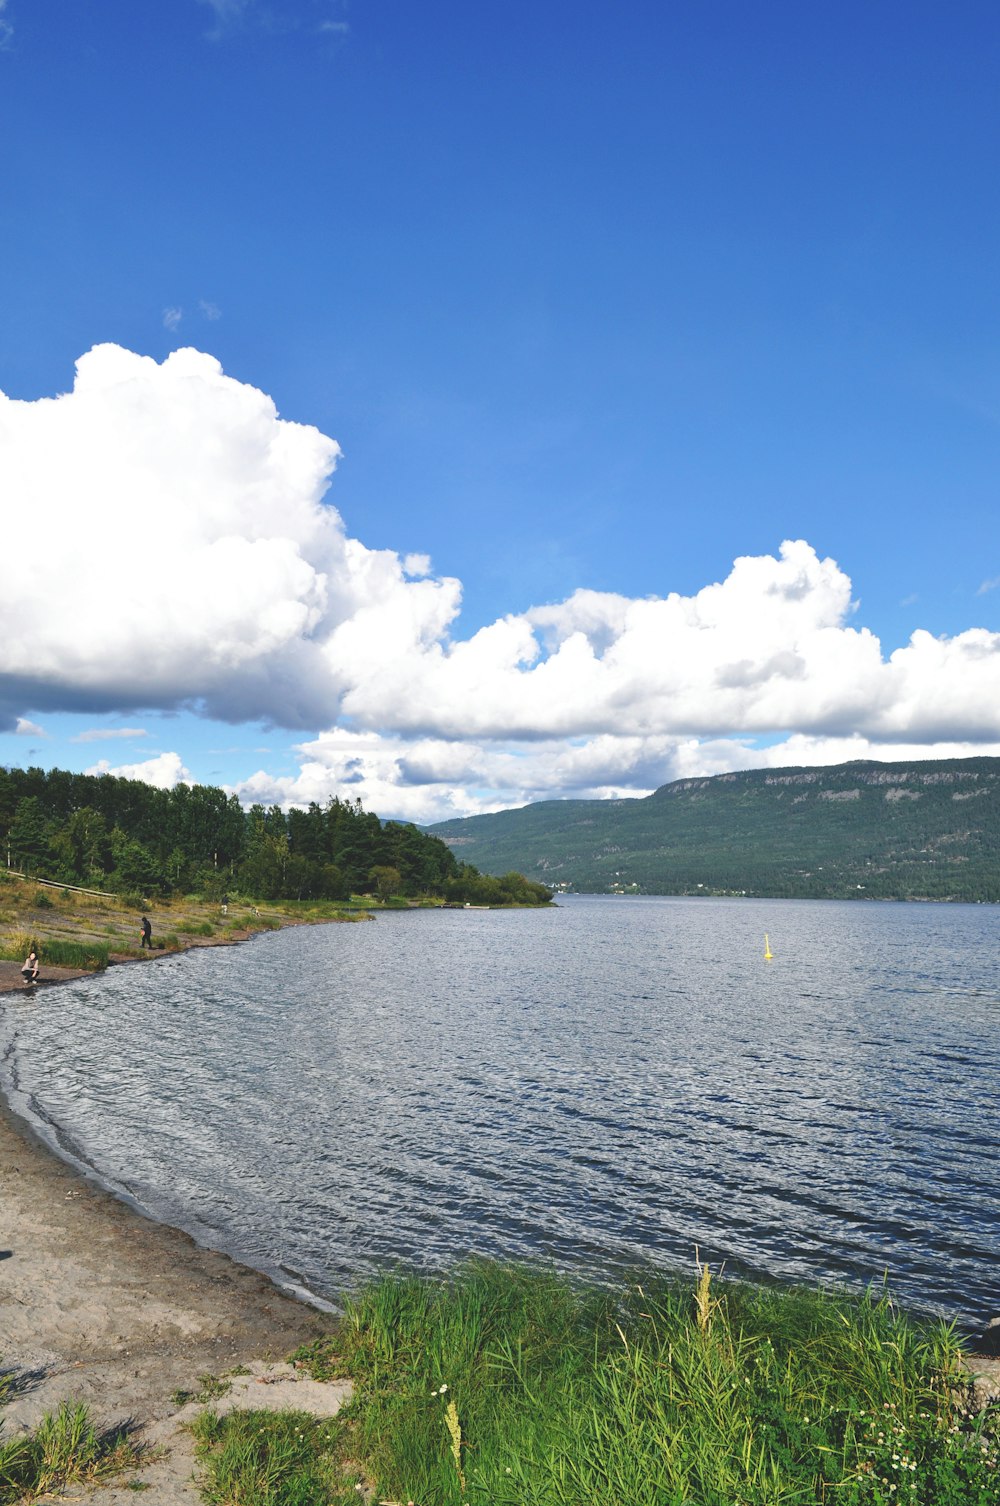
[21,951,39,985]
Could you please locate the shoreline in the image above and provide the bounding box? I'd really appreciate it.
[0,1078,333,1388]
[0,1075,339,1501]
[0,918,348,1500]
[1,914,996,1501]
[0,921,345,1306]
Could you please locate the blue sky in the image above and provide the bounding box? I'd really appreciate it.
[2,0,999,822]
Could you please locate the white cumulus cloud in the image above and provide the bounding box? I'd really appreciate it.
[225,728,1000,824]
[4,344,1000,819]
[0,343,460,732]
[84,751,193,789]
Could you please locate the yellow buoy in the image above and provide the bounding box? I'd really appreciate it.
[764,933,773,960]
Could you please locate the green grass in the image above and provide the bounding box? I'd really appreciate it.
[171,1373,235,1409]
[0,1400,139,1502]
[192,1409,348,1505]
[283,1262,999,1506]
[177,920,216,936]
[39,937,110,970]
[0,936,109,971]
[0,933,34,966]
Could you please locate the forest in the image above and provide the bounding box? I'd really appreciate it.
[0,764,552,907]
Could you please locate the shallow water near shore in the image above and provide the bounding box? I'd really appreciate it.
[1,895,997,1324]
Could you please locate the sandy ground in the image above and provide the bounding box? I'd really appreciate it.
[0,1099,351,1503]
[0,959,94,991]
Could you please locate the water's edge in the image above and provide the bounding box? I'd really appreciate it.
[0,929,340,1312]
[3,897,997,1330]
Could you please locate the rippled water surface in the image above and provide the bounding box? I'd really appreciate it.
[2,896,998,1322]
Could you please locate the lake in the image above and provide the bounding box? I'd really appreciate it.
[1,895,997,1325]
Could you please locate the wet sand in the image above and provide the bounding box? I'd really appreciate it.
[0,1082,344,1501]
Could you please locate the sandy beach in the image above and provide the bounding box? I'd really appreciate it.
[0,1069,348,1502]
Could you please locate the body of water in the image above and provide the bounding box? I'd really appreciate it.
[1,896,997,1325]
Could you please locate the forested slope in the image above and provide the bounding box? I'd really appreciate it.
[0,764,551,906]
[429,758,1000,901]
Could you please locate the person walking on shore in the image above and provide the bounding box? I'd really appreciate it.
[21,951,39,985]
[140,915,153,949]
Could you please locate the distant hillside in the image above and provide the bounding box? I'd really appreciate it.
[428,758,1000,901]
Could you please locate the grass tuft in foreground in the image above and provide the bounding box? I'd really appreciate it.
[282,1260,999,1506]
[192,1409,347,1506]
[0,1399,139,1502]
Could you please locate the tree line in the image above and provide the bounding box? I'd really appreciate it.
[0,765,552,907]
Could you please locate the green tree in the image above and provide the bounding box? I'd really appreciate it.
[0,769,18,847]
[239,831,289,900]
[287,803,328,864]
[165,845,193,891]
[8,796,51,874]
[61,806,111,882]
[283,852,317,900]
[109,827,163,894]
[369,864,402,900]
[318,862,348,900]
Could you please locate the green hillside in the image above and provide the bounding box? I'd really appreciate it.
[428,757,1000,901]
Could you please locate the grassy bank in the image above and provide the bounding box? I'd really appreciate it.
[0,869,376,975]
[193,1262,998,1506]
[0,868,542,980]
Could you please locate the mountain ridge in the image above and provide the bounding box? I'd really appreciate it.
[427,756,1000,901]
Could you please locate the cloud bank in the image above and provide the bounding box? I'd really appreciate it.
[3,344,1000,820]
